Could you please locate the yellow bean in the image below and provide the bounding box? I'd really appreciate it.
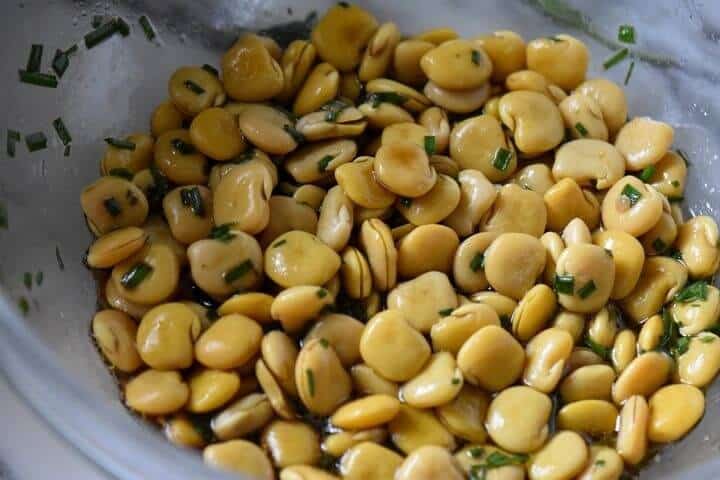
[92,309,143,372]
[616,395,648,465]
[486,386,551,453]
[124,370,189,415]
[195,314,263,369]
[457,325,525,392]
[528,431,588,480]
[331,394,400,430]
[262,420,321,468]
[203,439,274,479]
[648,384,704,443]
[388,404,456,454]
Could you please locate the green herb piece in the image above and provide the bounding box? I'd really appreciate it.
[321,99,349,122]
[603,48,629,70]
[638,165,655,182]
[18,70,58,88]
[139,15,156,41]
[273,239,287,248]
[468,447,485,458]
[675,281,708,303]
[618,25,636,44]
[584,335,610,359]
[188,414,215,444]
[499,314,511,330]
[283,124,306,144]
[180,186,205,217]
[424,135,436,155]
[366,91,407,108]
[624,60,635,85]
[209,223,236,243]
[491,147,513,171]
[578,280,597,299]
[25,132,47,152]
[26,44,43,73]
[306,368,316,396]
[23,272,32,289]
[52,118,72,146]
[18,297,29,315]
[671,180,680,188]
[338,1,350,7]
[169,138,194,155]
[320,338,330,348]
[554,274,575,295]
[677,149,691,166]
[120,262,153,289]
[668,196,684,203]
[108,168,134,180]
[65,44,79,56]
[484,451,528,468]
[64,145,71,157]
[317,288,328,299]
[399,197,411,208]
[675,336,690,356]
[658,309,679,354]
[7,129,20,157]
[471,49,481,65]
[700,335,715,343]
[438,308,453,317]
[470,252,485,272]
[105,137,136,150]
[202,64,218,76]
[595,459,606,467]
[669,248,683,261]
[0,202,7,229]
[92,15,105,28]
[55,246,64,270]
[451,377,461,385]
[115,17,131,37]
[575,122,589,137]
[224,259,254,284]
[84,20,121,48]
[184,79,205,95]
[35,271,44,286]
[318,155,334,173]
[103,197,122,217]
[621,183,642,206]
[652,237,667,254]
[546,36,564,42]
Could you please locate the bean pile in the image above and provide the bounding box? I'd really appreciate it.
[81,4,720,480]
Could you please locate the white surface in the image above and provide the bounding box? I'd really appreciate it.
[0,378,110,480]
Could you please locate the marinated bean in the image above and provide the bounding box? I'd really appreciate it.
[339,442,403,480]
[567,348,605,373]
[136,303,200,370]
[480,184,547,237]
[397,174,461,226]
[102,133,154,175]
[262,420,322,468]
[358,219,398,291]
[218,292,274,324]
[311,3,378,72]
[396,225,458,278]
[237,105,299,155]
[677,333,720,387]
[162,185,213,244]
[484,233,546,300]
[280,466,339,480]
[111,243,180,305]
[455,444,525,480]
[400,352,462,408]
[296,107,367,141]
[335,157,396,209]
[189,108,246,161]
[375,141,436,198]
[278,40,318,102]
[616,396,648,465]
[209,149,278,191]
[458,325,525,391]
[620,257,687,323]
[431,303,499,355]
[423,81,491,114]
[640,212,677,256]
[286,139,357,184]
[557,400,618,437]
[87,227,148,268]
[505,69,553,96]
[486,386,551,453]
[436,384,490,443]
[544,178,601,232]
[611,329,637,373]
[271,286,335,333]
[321,428,387,457]
[560,364,615,403]
[331,394,400,430]
[551,310,586,343]
[187,369,241,413]
[592,229,645,300]
[499,90,564,155]
[212,393,274,440]
[265,230,342,288]
[350,363,399,397]
[555,244,615,313]
[420,39,492,90]
[540,232,565,285]
[305,314,364,367]
[510,163,555,195]
[295,339,352,415]
[261,331,299,397]
[125,370,189,415]
[418,107,450,154]
[575,78,628,137]
[553,139,625,190]
[526,34,589,90]
[92,309,142,372]
[528,431,588,480]
[358,101,413,129]
[444,170,497,237]
[562,218,592,246]
[414,27,459,44]
[615,117,674,170]
[452,232,499,293]
[195,314,263,369]
[154,129,209,185]
[612,351,672,404]
[104,277,151,320]
[387,271,457,333]
[587,306,619,349]
[151,101,184,137]
[380,122,430,149]
[164,414,207,449]
[316,186,354,252]
[256,358,297,420]
[637,314,664,352]
[365,78,431,113]
[293,63,340,117]
[388,404,456,454]
[473,31,526,82]
[222,33,283,102]
[649,150,687,198]
[577,446,624,480]
[676,215,720,279]
[203,440,274,479]
[449,115,516,182]
[523,328,574,393]
[81,176,149,236]
[512,284,558,342]
[359,22,401,82]
[559,93,608,141]
[169,66,225,116]
[395,446,465,480]
[648,384,704,443]
[393,39,435,86]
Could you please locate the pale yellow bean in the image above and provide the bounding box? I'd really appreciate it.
[556,400,618,437]
[305,313,364,367]
[339,442,403,480]
[261,331,299,397]
[321,428,387,457]
[677,333,720,387]
[577,446,624,480]
[512,284,558,342]
[457,325,524,392]
[480,184,547,238]
[676,215,720,279]
[452,232,499,293]
[528,431,588,480]
[611,329,637,373]
[612,351,672,404]
[211,393,274,440]
[526,34,589,90]
[311,4,378,72]
[136,302,200,370]
[560,364,615,403]
[331,394,400,430]
[523,328,574,393]
[575,78,628,137]
[396,224,459,278]
[395,445,465,480]
[648,384,704,443]
[195,314,263,370]
[262,420,321,468]
[388,404,456,454]
[436,384,490,444]
[92,309,142,373]
[615,117,674,170]
[486,386,551,453]
[484,233,546,300]
[616,395,648,466]
[125,370,189,415]
[400,352,463,408]
[187,369,241,413]
[203,439,274,479]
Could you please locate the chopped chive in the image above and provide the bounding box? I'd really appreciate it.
[51,49,70,78]
[224,259,254,284]
[18,70,58,88]
[108,168,134,180]
[638,165,655,183]
[554,274,575,295]
[52,118,72,146]
[618,25,636,44]
[700,335,715,344]
[64,144,71,157]
[180,186,206,217]
[55,246,64,270]
[120,262,153,289]
[321,99,349,122]
[668,196,684,203]
[317,155,334,173]
[23,272,32,289]
[675,336,691,356]
[366,91,407,108]
[105,137,136,150]
[65,44,79,56]
[139,15,156,41]
[115,17,131,37]
[35,271,44,286]
[652,237,667,253]
[676,149,691,166]
[232,148,256,163]
[273,239,287,248]
[675,281,708,303]
[578,280,597,299]
[546,36,564,42]
[209,223,236,243]
[92,15,104,28]
[283,124,306,144]
[103,197,122,217]
[451,377,461,385]
[7,129,20,157]
[438,308,453,317]
[621,183,642,207]
[624,60,635,85]
[603,48,629,70]
[25,132,47,152]
[26,44,43,73]
[671,180,680,188]
[584,335,610,359]
[317,288,328,299]
[306,368,316,396]
[491,147,513,171]
[171,138,195,154]
[202,64,218,76]
[18,297,29,315]
[595,459,606,467]
[424,135,436,155]
[84,20,120,49]
[468,447,485,458]
[470,252,485,272]
[337,1,350,7]
[399,197,411,208]
[184,79,205,95]
[574,122,589,137]
[471,49,481,65]
[319,338,330,348]
[0,203,7,229]
[669,249,683,261]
